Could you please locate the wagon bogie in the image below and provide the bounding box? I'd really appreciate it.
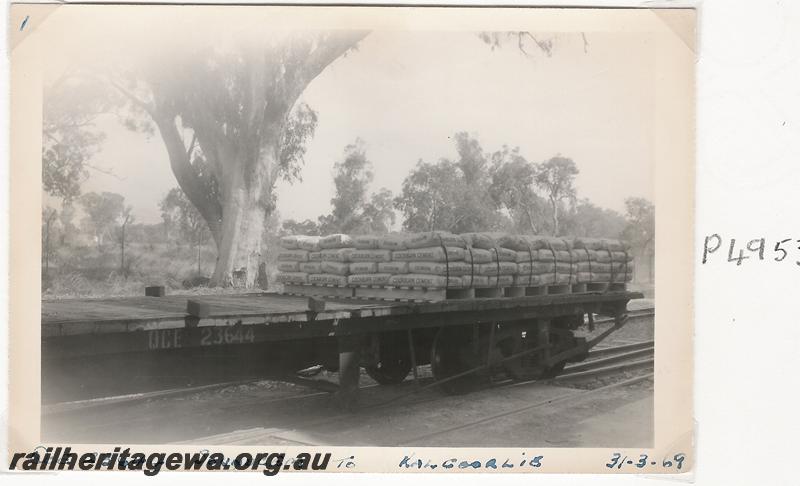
[364,330,413,385]
[430,325,489,395]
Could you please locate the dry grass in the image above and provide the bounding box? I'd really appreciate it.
[42,241,280,299]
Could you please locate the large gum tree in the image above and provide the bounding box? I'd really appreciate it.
[68,30,556,287]
[104,31,369,286]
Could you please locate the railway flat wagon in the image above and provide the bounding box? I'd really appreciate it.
[42,288,642,407]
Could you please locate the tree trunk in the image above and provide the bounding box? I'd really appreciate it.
[196,242,201,275]
[211,194,266,287]
[550,198,559,236]
[44,217,51,274]
[209,147,273,287]
[120,225,125,272]
[520,203,537,234]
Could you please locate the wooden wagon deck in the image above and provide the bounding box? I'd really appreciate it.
[42,293,370,326]
[43,291,640,332]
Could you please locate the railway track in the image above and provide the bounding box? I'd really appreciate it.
[393,372,653,446]
[184,355,655,447]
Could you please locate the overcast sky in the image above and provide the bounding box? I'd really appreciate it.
[77,30,655,224]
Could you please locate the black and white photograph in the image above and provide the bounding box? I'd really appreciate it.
[8,4,695,474]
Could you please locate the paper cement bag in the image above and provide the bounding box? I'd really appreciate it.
[349,262,378,274]
[308,273,349,286]
[392,247,465,262]
[276,249,309,262]
[277,261,300,272]
[347,273,393,286]
[388,274,463,288]
[320,261,350,276]
[276,272,309,284]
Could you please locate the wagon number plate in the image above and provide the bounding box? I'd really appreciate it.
[147,327,255,350]
[199,326,255,346]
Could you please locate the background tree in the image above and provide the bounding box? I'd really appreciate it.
[117,207,134,274]
[160,187,212,274]
[126,222,169,247]
[488,145,544,233]
[560,199,626,238]
[58,204,78,246]
[79,192,126,251]
[314,140,396,235]
[42,207,59,275]
[395,133,507,233]
[453,131,487,186]
[320,140,374,234]
[622,197,655,282]
[534,156,579,236]
[281,219,321,236]
[395,159,459,232]
[42,76,110,205]
[359,188,396,234]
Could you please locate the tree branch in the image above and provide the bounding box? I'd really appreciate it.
[84,163,122,180]
[522,32,553,57]
[292,30,370,100]
[153,114,224,247]
[106,77,155,115]
[186,132,197,160]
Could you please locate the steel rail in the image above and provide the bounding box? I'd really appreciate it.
[393,372,654,445]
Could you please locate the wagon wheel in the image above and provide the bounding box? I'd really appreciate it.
[541,361,567,379]
[498,327,575,381]
[430,326,484,395]
[365,331,412,385]
[541,328,579,378]
[498,329,546,381]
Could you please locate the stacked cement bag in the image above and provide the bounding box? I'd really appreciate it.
[306,234,353,286]
[276,231,633,290]
[346,240,394,286]
[275,235,316,285]
[572,238,635,284]
[389,235,469,288]
[507,236,577,286]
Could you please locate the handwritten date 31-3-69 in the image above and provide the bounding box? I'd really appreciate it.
[606,452,686,471]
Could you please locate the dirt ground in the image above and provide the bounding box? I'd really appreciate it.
[44,373,652,448]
